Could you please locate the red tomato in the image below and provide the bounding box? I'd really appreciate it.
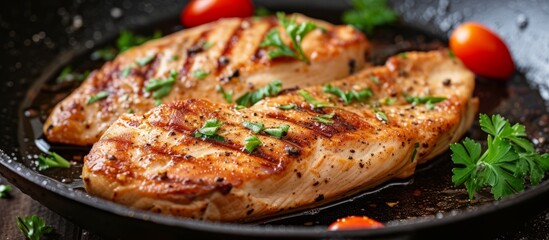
[181,0,254,27]
[449,22,515,80]
[327,216,384,231]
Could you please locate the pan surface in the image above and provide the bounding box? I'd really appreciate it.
[2,0,549,239]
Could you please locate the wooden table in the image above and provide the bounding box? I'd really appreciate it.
[0,175,102,240]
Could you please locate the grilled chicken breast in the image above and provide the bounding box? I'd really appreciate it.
[83,50,478,221]
[44,14,368,146]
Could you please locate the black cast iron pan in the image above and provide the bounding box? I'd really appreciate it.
[2,0,549,239]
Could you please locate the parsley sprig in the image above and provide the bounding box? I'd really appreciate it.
[236,80,282,107]
[194,118,224,141]
[216,85,233,104]
[342,0,398,34]
[405,95,447,110]
[244,135,262,153]
[37,152,71,171]
[17,215,55,240]
[323,84,372,105]
[451,114,549,199]
[87,91,109,104]
[298,90,334,109]
[264,124,290,139]
[313,113,335,124]
[260,12,317,64]
[0,184,12,198]
[145,70,178,105]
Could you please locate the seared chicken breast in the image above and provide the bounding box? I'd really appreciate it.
[44,14,368,145]
[83,50,478,221]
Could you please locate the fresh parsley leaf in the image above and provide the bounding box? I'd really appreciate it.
[91,47,117,61]
[278,103,297,110]
[135,55,155,66]
[260,12,317,64]
[120,66,132,78]
[17,215,55,240]
[373,108,388,123]
[193,69,208,80]
[451,114,549,199]
[313,113,335,124]
[0,184,12,198]
[398,52,408,59]
[145,70,178,105]
[243,121,265,134]
[194,118,224,141]
[342,0,398,34]
[235,80,282,107]
[264,124,290,139]
[57,66,89,83]
[255,7,272,16]
[323,84,372,104]
[298,90,334,108]
[369,75,380,85]
[117,30,162,52]
[216,85,233,104]
[37,152,71,171]
[405,95,447,110]
[244,135,262,153]
[87,91,109,104]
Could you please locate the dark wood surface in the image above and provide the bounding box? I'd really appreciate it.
[0,175,102,240]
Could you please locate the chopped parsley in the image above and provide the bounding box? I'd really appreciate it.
[17,215,55,240]
[91,47,117,61]
[313,113,335,124]
[373,108,388,123]
[117,30,162,52]
[398,52,408,59]
[243,121,265,134]
[193,69,209,80]
[37,152,71,171]
[244,135,262,153]
[57,66,89,83]
[264,124,290,139]
[135,55,155,66]
[451,114,549,200]
[0,184,12,198]
[448,49,456,59]
[194,118,224,141]
[405,95,447,110]
[322,84,372,104]
[92,30,162,62]
[298,90,334,108]
[342,0,398,34]
[260,12,317,64]
[120,66,132,78]
[216,85,233,104]
[380,97,396,105]
[145,70,178,105]
[235,80,282,107]
[278,103,297,110]
[87,91,109,104]
[369,75,380,85]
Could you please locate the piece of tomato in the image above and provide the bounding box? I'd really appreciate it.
[449,22,515,80]
[327,216,384,231]
[181,0,254,28]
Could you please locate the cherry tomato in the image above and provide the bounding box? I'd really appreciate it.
[181,0,254,28]
[327,216,384,231]
[449,22,515,80]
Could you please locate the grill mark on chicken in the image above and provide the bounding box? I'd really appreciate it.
[252,18,277,62]
[216,19,246,74]
[179,29,212,79]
